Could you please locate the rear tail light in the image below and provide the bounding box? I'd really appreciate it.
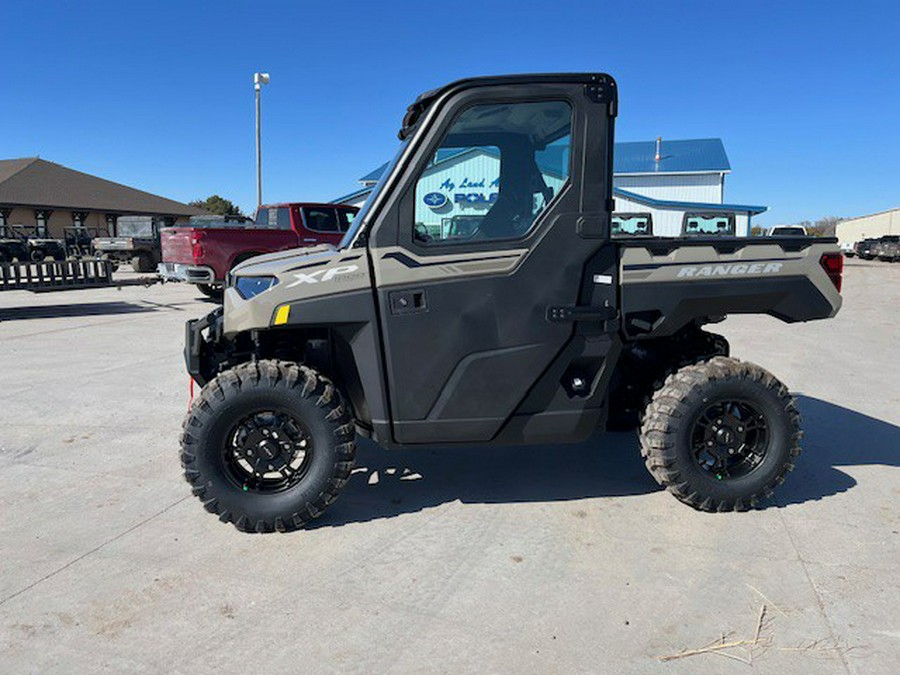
[819,252,843,293]
[191,231,205,262]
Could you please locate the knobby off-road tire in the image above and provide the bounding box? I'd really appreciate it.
[131,252,155,273]
[607,329,730,432]
[639,356,801,512]
[181,360,356,532]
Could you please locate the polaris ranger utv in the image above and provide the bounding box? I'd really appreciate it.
[181,74,843,532]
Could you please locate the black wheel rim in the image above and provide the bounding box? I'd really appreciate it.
[690,399,769,480]
[223,410,313,493]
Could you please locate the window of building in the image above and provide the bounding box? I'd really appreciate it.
[612,213,653,236]
[682,213,735,236]
[413,100,572,245]
[34,209,52,237]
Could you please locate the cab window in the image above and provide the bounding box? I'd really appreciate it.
[253,208,269,228]
[304,207,339,233]
[413,100,572,245]
[337,209,356,233]
[275,207,291,230]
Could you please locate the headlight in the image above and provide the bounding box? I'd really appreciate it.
[234,275,278,299]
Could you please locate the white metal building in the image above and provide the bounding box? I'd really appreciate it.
[836,207,900,246]
[333,138,766,237]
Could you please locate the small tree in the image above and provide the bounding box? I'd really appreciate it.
[814,216,843,237]
[750,225,764,237]
[189,195,243,217]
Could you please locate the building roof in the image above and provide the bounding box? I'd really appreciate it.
[331,185,378,205]
[0,158,206,216]
[359,163,389,185]
[614,138,731,174]
[354,138,730,188]
[334,183,766,214]
[614,188,766,215]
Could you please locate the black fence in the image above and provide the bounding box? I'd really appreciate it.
[0,258,115,292]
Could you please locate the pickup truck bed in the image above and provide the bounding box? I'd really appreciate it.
[159,203,357,285]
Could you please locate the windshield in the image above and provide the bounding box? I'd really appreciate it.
[116,217,155,237]
[772,227,806,236]
[189,215,249,228]
[339,137,411,248]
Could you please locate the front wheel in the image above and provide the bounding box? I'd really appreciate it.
[181,360,356,532]
[640,356,801,512]
[196,283,224,301]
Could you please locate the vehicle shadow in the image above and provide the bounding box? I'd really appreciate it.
[0,301,157,321]
[310,395,900,528]
[774,395,900,506]
[309,429,655,529]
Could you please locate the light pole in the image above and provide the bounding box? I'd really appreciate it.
[254,72,270,208]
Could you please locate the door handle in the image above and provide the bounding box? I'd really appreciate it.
[389,289,427,315]
[303,237,316,242]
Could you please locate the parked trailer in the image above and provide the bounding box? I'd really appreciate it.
[0,259,158,293]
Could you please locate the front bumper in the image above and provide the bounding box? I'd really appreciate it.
[185,307,224,386]
[159,262,217,284]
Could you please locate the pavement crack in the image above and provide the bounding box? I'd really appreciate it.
[776,508,853,674]
[0,495,191,608]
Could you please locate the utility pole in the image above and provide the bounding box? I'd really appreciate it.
[254,72,270,208]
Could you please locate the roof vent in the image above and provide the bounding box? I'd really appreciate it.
[655,136,662,162]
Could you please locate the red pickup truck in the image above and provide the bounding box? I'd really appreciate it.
[158,203,358,297]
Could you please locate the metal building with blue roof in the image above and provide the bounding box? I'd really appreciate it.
[333,137,766,237]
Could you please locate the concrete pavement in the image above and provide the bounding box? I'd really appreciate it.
[0,261,897,673]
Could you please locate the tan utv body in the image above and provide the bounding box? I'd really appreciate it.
[180,74,842,531]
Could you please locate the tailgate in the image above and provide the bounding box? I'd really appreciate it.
[618,238,842,338]
[94,237,133,251]
[160,228,194,264]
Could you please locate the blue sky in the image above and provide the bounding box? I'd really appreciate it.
[3,0,898,225]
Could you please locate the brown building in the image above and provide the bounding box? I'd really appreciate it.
[0,157,205,239]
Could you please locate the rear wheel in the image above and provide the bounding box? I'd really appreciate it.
[196,283,224,301]
[131,252,154,273]
[640,356,801,511]
[607,328,729,431]
[181,360,356,532]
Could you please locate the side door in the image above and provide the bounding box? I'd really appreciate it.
[368,78,618,444]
